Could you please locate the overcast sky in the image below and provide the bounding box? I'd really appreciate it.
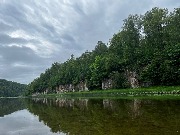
[0,0,179,84]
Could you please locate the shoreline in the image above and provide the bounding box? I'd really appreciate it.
[32,86,180,99]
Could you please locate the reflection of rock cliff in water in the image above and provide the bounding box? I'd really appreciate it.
[32,98,89,109]
[27,98,180,135]
[129,99,142,118]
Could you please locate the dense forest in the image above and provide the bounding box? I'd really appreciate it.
[27,7,180,95]
[0,79,27,97]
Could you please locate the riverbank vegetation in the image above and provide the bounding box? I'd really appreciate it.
[33,86,180,99]
[27,7,180,95]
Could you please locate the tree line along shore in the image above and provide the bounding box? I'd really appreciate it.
[26,7,180,96]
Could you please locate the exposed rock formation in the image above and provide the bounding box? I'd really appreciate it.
[102,79,112,89]
[76,81,88,92]
[55,81,88,93]
[126,70,139,88]
[33,70,143,95]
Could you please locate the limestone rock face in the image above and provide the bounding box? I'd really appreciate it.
[54,81,88,93]
[101,70,139,90]
[126,70,139,88]
[55,84,75,93]
[44,88,49,94]
[102,79,112,90]
[76,81,88,92]
[33,69,143,95]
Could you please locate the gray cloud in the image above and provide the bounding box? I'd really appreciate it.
[0,0,179,84]
[0,45,52,84]
[0,22,14,32]
[0,34,28,44]
[0,46,44,63]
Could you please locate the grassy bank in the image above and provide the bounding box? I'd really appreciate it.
[33,86,180,99]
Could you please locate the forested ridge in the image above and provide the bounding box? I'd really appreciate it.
[27,7,180,95]
[0,79,27,97]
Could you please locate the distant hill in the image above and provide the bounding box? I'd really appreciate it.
[0,79,27,97]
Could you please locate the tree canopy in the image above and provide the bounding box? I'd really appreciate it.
[0,79,27,97]
[27,7,180,95]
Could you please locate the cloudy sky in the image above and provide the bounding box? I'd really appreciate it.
[0,0,179,84]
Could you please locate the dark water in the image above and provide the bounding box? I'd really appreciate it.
[0,98,179,135]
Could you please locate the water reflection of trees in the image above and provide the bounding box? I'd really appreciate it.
[27,98,180,135]
[0,98,26,117]
[32,98,89,109]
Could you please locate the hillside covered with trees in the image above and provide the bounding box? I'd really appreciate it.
[0,79,27,97]
[27,7,180,95]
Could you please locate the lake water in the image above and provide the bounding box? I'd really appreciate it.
[0,98,179,135]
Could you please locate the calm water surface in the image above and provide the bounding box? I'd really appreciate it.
[0,98,179,135]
